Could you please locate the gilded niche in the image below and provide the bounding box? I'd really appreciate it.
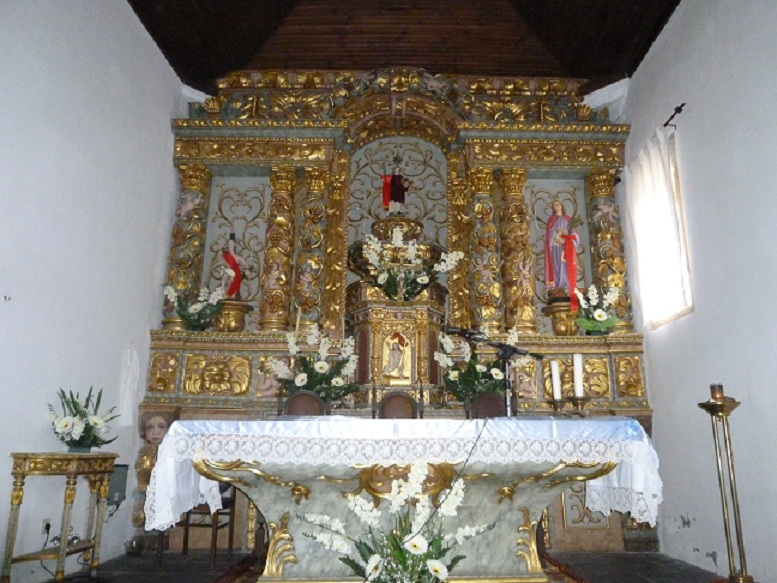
[183,354,251,395]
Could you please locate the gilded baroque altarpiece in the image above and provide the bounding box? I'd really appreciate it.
[137,68,652,560]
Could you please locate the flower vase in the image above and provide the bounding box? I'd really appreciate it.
[585,330,609,336]
[68,445,92,453]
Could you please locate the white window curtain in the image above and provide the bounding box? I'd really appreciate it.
[623,126,693,329]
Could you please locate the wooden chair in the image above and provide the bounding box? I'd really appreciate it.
[471,391,508,418]
[283,389,327,415]
[157,484,237,570]
[377,392,417,419]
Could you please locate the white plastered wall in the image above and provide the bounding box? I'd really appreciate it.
[624,0,777,579]
[0,1,183,579]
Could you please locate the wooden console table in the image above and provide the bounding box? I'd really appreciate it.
[1,452,118,583]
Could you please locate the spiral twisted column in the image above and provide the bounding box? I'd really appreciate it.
[585,169,633,333]
[321,152,349,338]
[259,166,297,332]
[163,164,212,323]
[445,152,471,330]
[468,167,503,336]
[295,167,328,332]
[499,168,536,333]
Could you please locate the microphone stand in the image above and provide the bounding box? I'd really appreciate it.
[442,327,545,417]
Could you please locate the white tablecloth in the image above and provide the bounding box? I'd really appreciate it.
[145,416,662,530]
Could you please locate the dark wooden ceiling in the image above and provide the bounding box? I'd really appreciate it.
[127,0,680,96]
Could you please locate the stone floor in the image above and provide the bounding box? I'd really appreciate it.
[45,550,724,583]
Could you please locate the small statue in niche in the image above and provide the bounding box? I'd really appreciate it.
[381,165,410,215]
[220,233,250,298]
[544,200,580,295]
[383,333,408,379]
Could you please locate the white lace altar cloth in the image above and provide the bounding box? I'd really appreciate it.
[145,416,662,531]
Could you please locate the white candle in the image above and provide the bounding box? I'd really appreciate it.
[550,360,562,400]
[295,308,301,337]
[573,354,584,397]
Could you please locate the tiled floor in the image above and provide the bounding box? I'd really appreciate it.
[49,550,724,583]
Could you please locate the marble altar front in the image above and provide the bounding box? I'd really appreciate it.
[145,416,661,582]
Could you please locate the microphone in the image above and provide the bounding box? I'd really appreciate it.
[441,325,489,342]
[486,341,544,361]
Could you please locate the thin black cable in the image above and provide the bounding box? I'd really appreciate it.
[408,417,491,538]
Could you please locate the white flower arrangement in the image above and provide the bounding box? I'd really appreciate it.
[164,285,225,330]
[48,387,119,449]
[299,461,492,583]
[434,332,505,402]
[360,226,464,301]
[267,324,359,402]
[574,284,620,333]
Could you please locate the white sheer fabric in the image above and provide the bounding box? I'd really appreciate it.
[145,416,662,530]
[623,126,693,329]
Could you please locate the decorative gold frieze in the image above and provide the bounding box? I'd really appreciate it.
[584,357,611,399]
[182,354,251,395]
[467,140,625,168]
[614,355,645,397]
[174,138,331,164]
[148,352,179,393]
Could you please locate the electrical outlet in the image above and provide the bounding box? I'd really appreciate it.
[41,518,51,536]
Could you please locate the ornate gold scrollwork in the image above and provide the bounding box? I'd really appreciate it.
[183,354,251,395]
[148,352,179,393]
[320,463,491,507]
[615,355,645,397]
[264,512,297,578]
[467,140,625,168]
[194,459,310,505]
[497,461,616,503]
[515,507,543,574]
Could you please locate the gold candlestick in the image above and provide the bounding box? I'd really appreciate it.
[698,384,755,583]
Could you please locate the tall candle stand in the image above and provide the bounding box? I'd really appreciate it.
[697,384,755,583]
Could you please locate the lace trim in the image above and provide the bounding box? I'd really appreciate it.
[169,432,635,466]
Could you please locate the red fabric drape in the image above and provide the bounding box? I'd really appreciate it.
[382,175,391,209]
[562,234,578,311]
[223,251,242,297]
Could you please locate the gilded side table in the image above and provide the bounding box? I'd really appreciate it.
[1,452,118,583]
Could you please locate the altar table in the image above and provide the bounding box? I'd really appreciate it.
[146,417,662,582]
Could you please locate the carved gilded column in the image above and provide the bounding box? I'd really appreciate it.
[321,152,349,338]
[163,164,212,322]
[295,167,328,332]
[586,168,633,333]
[259,166,296,332]
[499,168,536,333]
[446,153,471,330]
[468,167,503,335]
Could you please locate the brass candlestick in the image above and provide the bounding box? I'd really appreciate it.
[698,384,755,583]
[566,396,592,417]
[546,399,566,413]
